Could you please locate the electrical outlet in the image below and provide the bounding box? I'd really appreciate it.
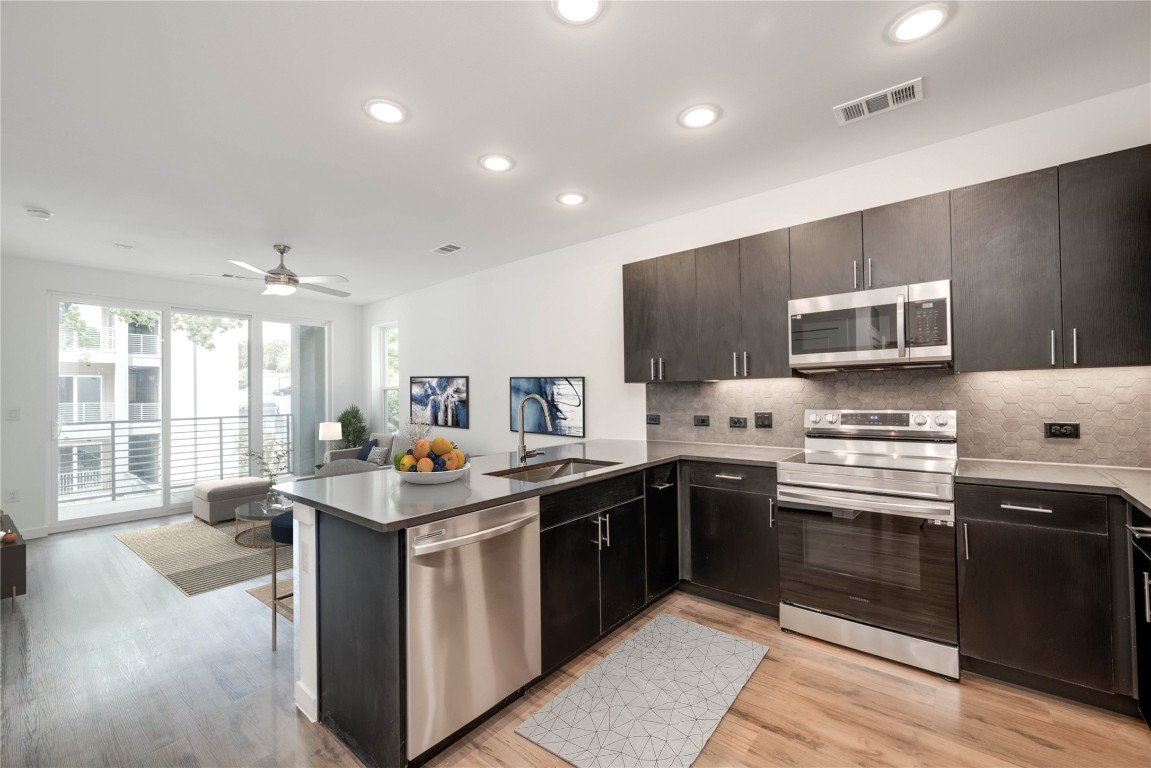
[4,490,20,503]
[5,408,19,422]
[646,414,661,425]
[1044,422,1081,439]
[693,415,710,427]
[755,412,773,428]
[729,416,747,428]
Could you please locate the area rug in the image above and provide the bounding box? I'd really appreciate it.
[246,578,294,621]
[516,613,768,768]
[115,521,293,597]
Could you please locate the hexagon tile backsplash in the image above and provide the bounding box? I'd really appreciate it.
[645,366,1151,468]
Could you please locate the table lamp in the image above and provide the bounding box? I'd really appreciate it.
[318,421,343,458]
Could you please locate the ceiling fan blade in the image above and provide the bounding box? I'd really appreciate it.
[298,282,351,298]
[228,259,272,277]
[190,273,262,280]
[296,274,349,284]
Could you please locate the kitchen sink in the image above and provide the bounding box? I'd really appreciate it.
[485,458,620,484]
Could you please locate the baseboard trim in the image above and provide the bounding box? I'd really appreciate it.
[295,681,318,722]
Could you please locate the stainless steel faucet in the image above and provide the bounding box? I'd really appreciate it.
[518,394,553,464]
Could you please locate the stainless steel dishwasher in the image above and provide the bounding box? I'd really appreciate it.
[405,497,541,760]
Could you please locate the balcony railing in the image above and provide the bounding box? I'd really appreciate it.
[128,402,160,421]
[58,402,115,424]
[59,326,115,352]
[128,333,160,356]
[58,414,293,505]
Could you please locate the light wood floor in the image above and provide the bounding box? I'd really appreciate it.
[3,515,1149,767]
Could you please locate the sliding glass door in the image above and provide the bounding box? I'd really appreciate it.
[51,298,328,529]
[55,301,163,521]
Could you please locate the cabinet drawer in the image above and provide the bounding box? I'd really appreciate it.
[956,484,1107,534]
[688,461,775,495]
[541,472,644,530]
[646,461,677,490]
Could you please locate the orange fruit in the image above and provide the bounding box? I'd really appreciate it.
[450,448,466,467]
[431,436,453,456]
[416,457,434,472]
[442,453,459,471]
[413,439,431,460]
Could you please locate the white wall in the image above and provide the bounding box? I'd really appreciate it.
[0,256,363,537]
[363,85,1151,459]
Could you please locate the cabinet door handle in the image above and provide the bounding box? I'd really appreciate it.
[650,483,674,491]
[1050,330,1056,366]
[769,497,775,528]
[714,473,743,481]
[1072,327,1078,365]
[592,516,602,551]
[658,358,665,381]
[602,513,611,548]
[1000,503,1052,514]
[853,260,858,290]
[1144,572,1150,624]
[867,258,873,289]
[1127,525,1151,540]
[650,357,655,382]
[963,523,970,561]
[733,352,739,378]
[742,351,749,377]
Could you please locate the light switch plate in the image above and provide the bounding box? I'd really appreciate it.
[646,414,661,425]
[693,415,710,427]
[754,412,773,428]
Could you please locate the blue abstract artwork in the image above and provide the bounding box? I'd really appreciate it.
[410,376,469,429]
[509,377,585,437]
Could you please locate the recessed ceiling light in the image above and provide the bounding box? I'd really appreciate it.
[552,0,604,25]
[557,192,587,206]
[889,3,950,43]
[363,99,408,124]
[25,207,53,219]
[479,154,515,172]
[678,105,721,129]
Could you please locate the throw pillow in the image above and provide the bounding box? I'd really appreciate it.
[367,445,389,466]
[356,438,378,462]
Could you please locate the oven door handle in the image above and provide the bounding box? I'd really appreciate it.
[777,486,954,522]
[776,476,950,500]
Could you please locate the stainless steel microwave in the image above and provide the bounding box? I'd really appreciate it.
[787,280,952,371]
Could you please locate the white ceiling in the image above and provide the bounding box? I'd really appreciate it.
[3,1,1148,305]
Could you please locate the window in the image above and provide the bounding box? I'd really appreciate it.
[380,326,400,434]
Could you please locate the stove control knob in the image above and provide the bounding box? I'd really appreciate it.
[826,413,838,424]
[914,414,928,427]
[810,413,821,424]
[935,414,950,427]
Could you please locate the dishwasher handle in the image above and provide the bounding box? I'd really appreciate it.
[411,512,538,556]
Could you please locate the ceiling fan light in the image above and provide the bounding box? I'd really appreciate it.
[263,284,297,296]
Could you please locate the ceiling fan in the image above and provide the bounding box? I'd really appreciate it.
[195,244,351,298]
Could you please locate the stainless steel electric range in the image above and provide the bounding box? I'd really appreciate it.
[775,408,959,678]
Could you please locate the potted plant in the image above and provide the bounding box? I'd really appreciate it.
[337,404,369,449]
[248,440,291,510]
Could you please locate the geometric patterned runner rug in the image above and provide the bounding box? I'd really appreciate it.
[115,520,292,597]
[516,614,768,768]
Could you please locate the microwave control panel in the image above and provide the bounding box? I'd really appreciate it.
[907,298,948,347]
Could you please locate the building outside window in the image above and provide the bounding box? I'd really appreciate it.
[380,326,400,434]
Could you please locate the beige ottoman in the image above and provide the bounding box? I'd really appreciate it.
[192,477,272,524]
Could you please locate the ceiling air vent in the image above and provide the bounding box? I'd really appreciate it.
[431,243,463,255]
[833,77,924,126]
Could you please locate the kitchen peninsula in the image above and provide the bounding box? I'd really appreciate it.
[276,437,1151,768]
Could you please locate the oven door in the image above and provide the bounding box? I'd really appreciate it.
[788,285,907,369]
[778,485,958,644]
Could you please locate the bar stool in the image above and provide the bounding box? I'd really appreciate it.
[270,510,294,650]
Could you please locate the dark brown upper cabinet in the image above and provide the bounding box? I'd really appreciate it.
[788,212,863,299]
[1058,144,1151,368]
[862,192,952,289]
[951,168,1063,373]
[695,240,743,380]
[622,250,698,382]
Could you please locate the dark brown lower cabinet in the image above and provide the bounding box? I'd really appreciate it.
[540,493,646,674]
[1133,537,1151,727]
[957,486,1114,694]
[645,463,680,600]
[688,464,778,608]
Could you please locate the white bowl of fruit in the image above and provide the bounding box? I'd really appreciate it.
[393,436,469,485]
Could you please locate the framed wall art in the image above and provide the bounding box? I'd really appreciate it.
[509,376,585,437]
[410,376,469,429]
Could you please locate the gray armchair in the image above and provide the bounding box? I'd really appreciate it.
[324,433,402,467]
